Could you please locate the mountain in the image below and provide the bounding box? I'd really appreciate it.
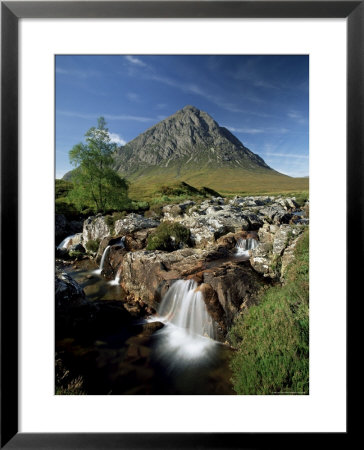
[64,105,309,197]
[113,105,274,177]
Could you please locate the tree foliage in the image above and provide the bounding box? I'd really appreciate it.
[68,117,129,213]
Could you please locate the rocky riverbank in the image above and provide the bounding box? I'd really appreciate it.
[56,195,308,340]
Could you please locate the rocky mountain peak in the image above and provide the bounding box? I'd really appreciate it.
[113,105,272,177]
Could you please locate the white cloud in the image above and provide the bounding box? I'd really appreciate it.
[57,110,153,123]
[227,127,264,135]
[56,67,100,78]
[262,152,309,159]
[227,126,290,135]
[124,56,146,67]
[109,133,126,146]
[287,110,307,125]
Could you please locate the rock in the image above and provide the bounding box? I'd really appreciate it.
[101,245,128,279]
[114,214,159,236]
[162,201,195,218]
[82,216,112,245]
[250,243,272,276]
[250,224,305,278]
[259,205,293,224]
[124,229,152,251]
[55,214,83,244]
[97,236,126,261]
[55,270,87,309]
[216,230,259,251]
[281,240,298,279]
[161,203,251,247]
[241,211,263,230]
[159,196,301,247]
[195,283,226,337]
[201,262,268,328]
[121,248,207,309]
[120,246,267,337]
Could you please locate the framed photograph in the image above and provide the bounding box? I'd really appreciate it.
[1,1,357,447]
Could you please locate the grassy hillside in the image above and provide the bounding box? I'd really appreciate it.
[228,228,309,395]
[126,164,309,200]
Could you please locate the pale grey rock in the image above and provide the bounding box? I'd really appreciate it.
[114,213,159,236]
[82,216,112,244]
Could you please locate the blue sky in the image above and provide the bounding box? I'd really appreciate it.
[56,55,309,178]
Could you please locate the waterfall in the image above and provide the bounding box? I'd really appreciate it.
[57,234,75,249]
[107,237,125,284]
[108,265,122,286]
[151,279,218,366]
[93,245,110,275]
[158,279,216,339]
[235,238,258,256]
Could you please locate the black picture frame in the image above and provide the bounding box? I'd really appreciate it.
[1,1,357,448]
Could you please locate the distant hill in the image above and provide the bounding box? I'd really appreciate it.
[64,105,309,197]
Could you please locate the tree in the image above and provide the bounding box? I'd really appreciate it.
[69,117,129,213]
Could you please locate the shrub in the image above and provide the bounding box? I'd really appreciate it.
[229,228,309,395]
[55,179,74,199]
[55,198,79,217]
[146,221,191,251]
[85,239,100,254]
[294,192,309,208]
[68,250,84,260]
[144,204,163,218]
[199,186,221,197]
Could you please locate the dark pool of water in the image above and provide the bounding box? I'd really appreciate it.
[65,259,126,302]
[57,259,235,395]
[57,320,234,395]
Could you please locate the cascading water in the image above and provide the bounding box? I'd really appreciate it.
[158,280,216,339]
[151,280,218,368]
[57,234,75,249]
[108,266,122,286]
[93,245,110,275]
[107,237,125,285]
[235,238,258,256]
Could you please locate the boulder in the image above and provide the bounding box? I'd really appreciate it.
[162,201,195,218]
[114,214,159,236]
[120,248,208,309]
[82,215,112,244]
[250,224,305,279]
[201,262,268,329]
[55,270,87,309]
[124,229,152,251]
[120,246,267,336]
[56,215,83,244]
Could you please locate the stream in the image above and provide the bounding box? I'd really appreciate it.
[56,240,255,395]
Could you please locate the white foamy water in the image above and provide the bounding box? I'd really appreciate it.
[151,280,218,369]
[235,238,258,256]
[157,279,216,339]
[57,234,75,249]
[93,245,110,275]
[108,265,122,286]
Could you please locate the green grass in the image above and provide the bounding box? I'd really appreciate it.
[228,228,309,395]
[126,166,309,201]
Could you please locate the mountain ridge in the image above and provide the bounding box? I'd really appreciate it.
[113,105,275,177]
[63,105,309,197]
